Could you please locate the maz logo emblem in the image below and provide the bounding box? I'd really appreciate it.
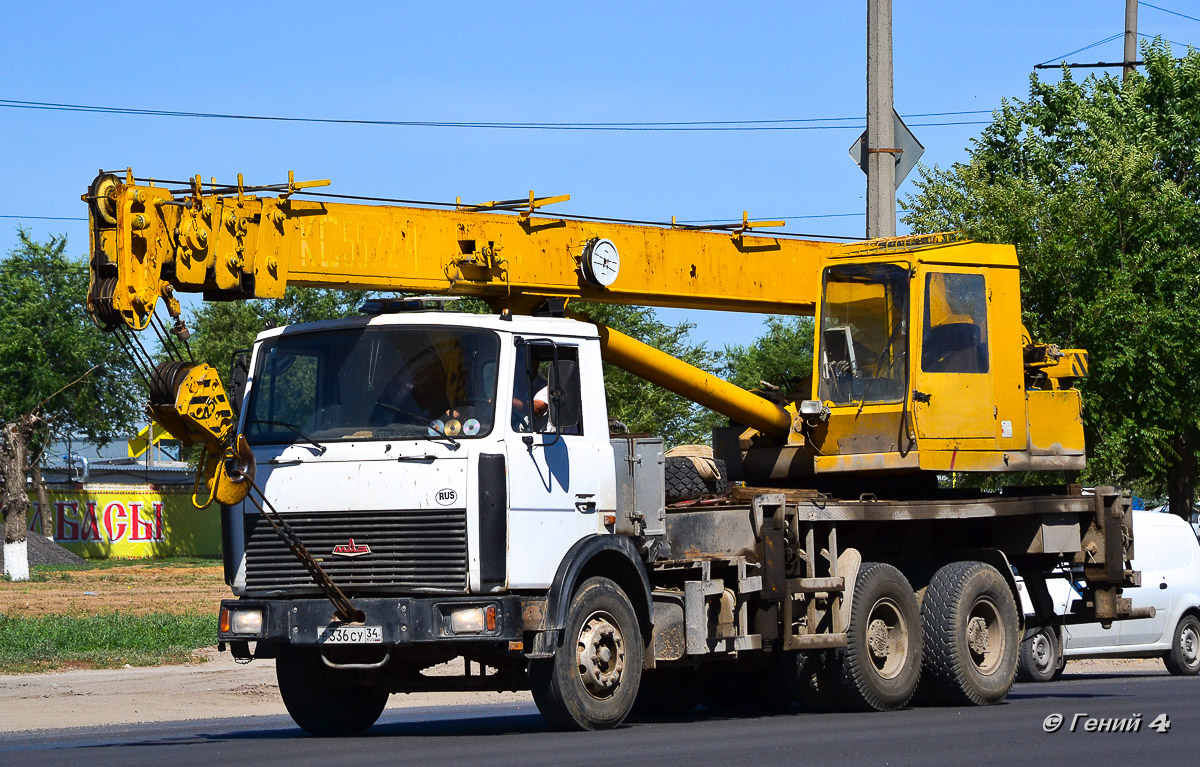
[435,488,458,506]
[331,539,371,558]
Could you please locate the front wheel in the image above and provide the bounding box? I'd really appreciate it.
[1017,626,1059,683]
[529,577,644,730]
[275,646,389,736]
[1163,614,1200,676]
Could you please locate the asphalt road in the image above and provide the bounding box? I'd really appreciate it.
[2,670,1195,767]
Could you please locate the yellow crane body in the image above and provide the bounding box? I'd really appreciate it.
[84,172,1088,491]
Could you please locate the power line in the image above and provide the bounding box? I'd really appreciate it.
[1036,33,1123,67]
[1141,2,1200,25]
[0,214,86,221]
[678,213,863,223]
[1139,30,1194,48]
[0,98,991,132]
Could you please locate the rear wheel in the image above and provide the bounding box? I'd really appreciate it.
[920,561,1019,705]
[1017,626,1059,683]
[827,562,922,711]
[275,646,389,736]
[1163,614,1200,676]
[529,577,643,730]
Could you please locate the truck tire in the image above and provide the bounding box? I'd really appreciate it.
[664,456,727,502]
[529,576,643,730]
[1017,626,1059,683]
[275,646,389,736]
[787,651,838,713]
[826,562,922,711]
[1163,614,1200,676]
[920,561,1019,705]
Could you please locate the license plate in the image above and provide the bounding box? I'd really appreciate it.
[317,625,383,644]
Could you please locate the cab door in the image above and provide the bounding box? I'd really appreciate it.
[504,339,603,589]
[911,269,995,445]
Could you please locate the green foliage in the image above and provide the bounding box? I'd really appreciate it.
[0,611,215,673]
[574,303,722,447]
[186,288,363,374]
[902,41,1200,509]
[723,316,815,395]
[0,231,137,444]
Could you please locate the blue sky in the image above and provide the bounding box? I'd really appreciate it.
[2,1,1196,349]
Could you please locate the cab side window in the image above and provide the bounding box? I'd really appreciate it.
[512,343,583,435]
[922,272,989,374]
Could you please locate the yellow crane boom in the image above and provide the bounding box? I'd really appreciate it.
[84,171,835,330]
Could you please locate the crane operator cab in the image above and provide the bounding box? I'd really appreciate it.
[728,237,1088,484]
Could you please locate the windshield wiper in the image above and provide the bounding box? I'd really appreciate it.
[249,420,328,455]
[426,421,460,449]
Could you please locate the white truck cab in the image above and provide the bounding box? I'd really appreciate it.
[226,310,618,597]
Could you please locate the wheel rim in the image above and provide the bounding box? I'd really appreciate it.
[864,596,909,680]
[1181,624,1200,667]
[965,596,1005,676]
[1030,630,1054,674]
[576,610,626,699]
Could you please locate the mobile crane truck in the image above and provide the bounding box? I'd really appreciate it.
[82,170,1147,733]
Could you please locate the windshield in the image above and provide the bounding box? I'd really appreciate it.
[818,263,909,405]
[244,326,501,444]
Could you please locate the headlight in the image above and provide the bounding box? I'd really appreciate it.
[221,607,264,635]
[449,607,486,634]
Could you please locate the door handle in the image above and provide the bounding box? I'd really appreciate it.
[912,390,931,404]
[574,493,596,514]
[1159,582,1168,590]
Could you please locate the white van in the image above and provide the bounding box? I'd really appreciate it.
[1017,510,1200,681]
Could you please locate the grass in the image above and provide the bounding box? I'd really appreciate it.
[34,556,220,573]
[3,557,220,583]
[0,611,217,673]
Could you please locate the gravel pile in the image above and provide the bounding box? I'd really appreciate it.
[0,532,88,570]
[28,532,87,566]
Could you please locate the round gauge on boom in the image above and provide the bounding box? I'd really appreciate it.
[581,238,620,288]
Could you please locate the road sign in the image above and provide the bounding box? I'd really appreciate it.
[849,109,925,189]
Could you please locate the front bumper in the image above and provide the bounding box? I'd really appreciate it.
[217,595,530,646]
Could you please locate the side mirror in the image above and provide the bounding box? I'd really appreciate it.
[550,359,581,430]
[229,350,251,417]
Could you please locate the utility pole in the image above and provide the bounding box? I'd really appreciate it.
[1124,0,1138,81]
[866,0,896,238]
[1035,0,1149,74]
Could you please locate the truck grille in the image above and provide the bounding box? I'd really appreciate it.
[243,509,468,595]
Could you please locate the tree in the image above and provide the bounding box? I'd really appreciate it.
[0,231,139,578]
[573,303,722,447]
[723,316,814,396]
[902,41,1200,518]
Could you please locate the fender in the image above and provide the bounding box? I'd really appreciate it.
[544,534,653,643]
